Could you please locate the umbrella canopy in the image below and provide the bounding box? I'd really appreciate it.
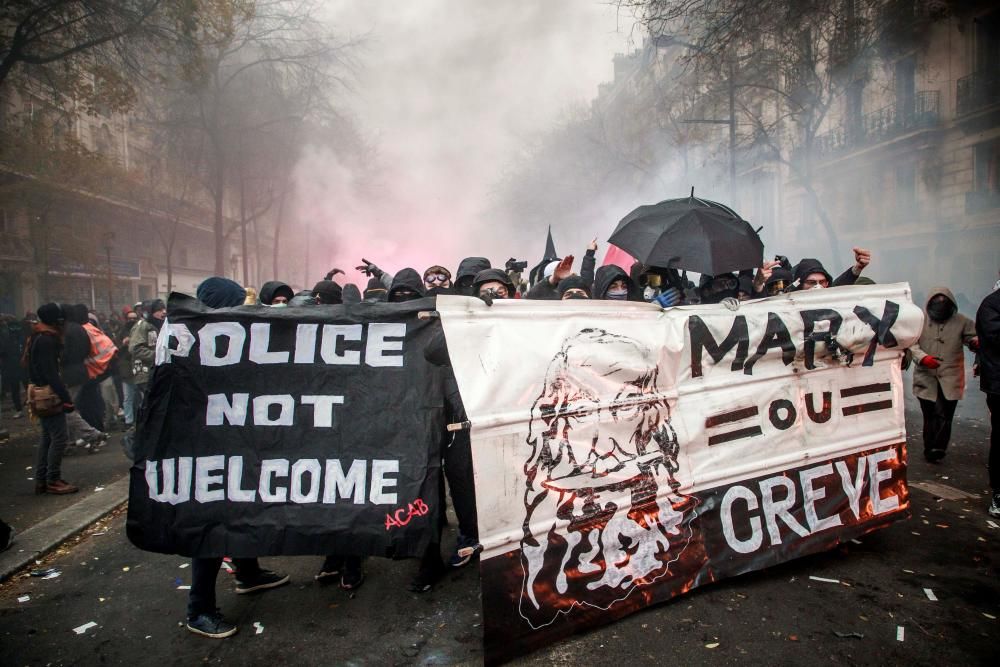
[608,194,763,276]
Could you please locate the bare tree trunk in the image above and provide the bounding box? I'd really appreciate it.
[272,188,287,280]
[240,173,249,286]
[213,162,226,276]
[253,216,262,285]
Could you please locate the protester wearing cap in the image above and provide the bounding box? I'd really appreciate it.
[558,275,591,300]
[423,265,453,295]
[197,277,246,309]
[26,304,78,495]
[312,280,343,305]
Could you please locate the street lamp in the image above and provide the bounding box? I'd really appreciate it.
[103,231,115,315]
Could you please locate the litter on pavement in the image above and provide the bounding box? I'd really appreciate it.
[808,575,840,584]
[254,621,264,635]
[73,622,98,635]
[17,595,30,603]
[924,588,938,602]
[896,626,905,642]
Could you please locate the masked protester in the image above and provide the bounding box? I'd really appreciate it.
[184,277,290,640]
[792,248,872,290]
[423,265,453,295]
[311,280,343,305]
[762,267,794,297]
[342,284,362,304]
[259,281,294,306]
[699,273,740,304]
[473,268,516,304]
[910,287,978,463]
[25,303,78,494]
[592,265,639,301]
[557,275,591,300]
[387,268,427,303]
[634,264,683,307]
[976,282,1000,516]
[362,277,387,302]
[454,257,491,296]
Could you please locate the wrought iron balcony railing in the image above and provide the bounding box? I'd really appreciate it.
[957,69,1000,117]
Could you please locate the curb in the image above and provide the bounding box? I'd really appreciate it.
[0,475,130,582]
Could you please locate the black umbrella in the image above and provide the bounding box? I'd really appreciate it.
[608,191,763,276]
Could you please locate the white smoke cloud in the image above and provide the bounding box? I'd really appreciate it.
[292,0,637,280]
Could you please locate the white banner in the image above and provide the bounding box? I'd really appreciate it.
[437,283,923,663]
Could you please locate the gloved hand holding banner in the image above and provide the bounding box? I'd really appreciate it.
[436,283,923,665]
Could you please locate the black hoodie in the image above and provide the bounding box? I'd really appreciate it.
[259,280,295,305]
[61,304,91,387]
[387,268,427,302]
[593,265,640,301]
[792,258,857,290]
[455,257,491,296]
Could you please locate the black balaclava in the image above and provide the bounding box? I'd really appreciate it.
[927,294,956,323]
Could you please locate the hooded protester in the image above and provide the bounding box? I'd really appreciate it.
[910,287,978,463]
[184,279,290,640]
[557,275,591,300]
[976,282,1000,516]
[454,257,491,296]
[387,268,427,303]
[311,280,343,305]
[592,264,639,301]
[763,267,794,297]
[423,265,453,295]
[792,248,871,290]
[289,291,318,307]
[473,268,516,303]
[196,277,246,309]
[25,303,78,494]
[259,281,294,306]
[633,264,684,307]
[699,273,740,304]
[363,277,387,302]
[342,283,362,304]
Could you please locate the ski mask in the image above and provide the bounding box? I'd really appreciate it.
[926,295,955,323]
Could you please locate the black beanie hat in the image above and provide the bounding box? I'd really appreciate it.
[557,275,591,298]
[197,276,247,309]
[312,280,343,305]
[37,303,64,325]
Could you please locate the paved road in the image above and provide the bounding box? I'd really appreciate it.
[0,399,996,666]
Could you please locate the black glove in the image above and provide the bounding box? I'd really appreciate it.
[356,260,384,280]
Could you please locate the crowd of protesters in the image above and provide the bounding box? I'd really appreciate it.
[6,240,999,638]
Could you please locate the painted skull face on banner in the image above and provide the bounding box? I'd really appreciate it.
[520,328,698,628]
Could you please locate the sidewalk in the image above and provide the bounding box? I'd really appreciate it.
[0,412,131,581]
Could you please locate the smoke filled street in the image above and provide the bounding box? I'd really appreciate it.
[2,1,999,665]
[0,401,996,665]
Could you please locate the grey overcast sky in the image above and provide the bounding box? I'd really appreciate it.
[296,0,638,275]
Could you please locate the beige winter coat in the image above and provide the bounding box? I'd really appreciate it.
[911,287,977,401]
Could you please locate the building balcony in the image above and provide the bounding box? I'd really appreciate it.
[956,69,1000,118]
[810,90,940,161]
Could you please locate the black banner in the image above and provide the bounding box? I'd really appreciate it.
[126,294,445,559]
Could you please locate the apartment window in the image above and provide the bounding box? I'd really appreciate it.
[974,140,1000,193]
[974,11,1000,72]
[895,162,917,220]
[967,139,1000,213]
